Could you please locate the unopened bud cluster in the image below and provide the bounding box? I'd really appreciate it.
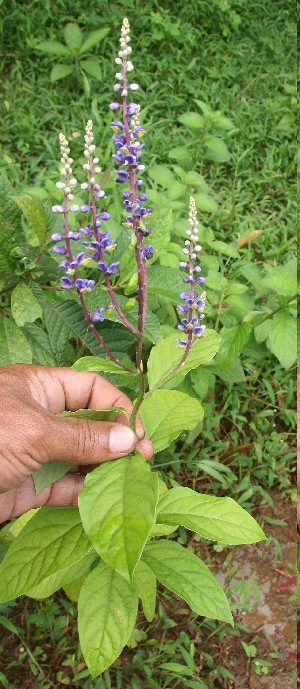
[176,197,206,348]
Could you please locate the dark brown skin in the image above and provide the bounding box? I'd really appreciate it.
[0,364,153,523]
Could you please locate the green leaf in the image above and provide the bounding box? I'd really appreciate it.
[140,390,204,452]
[0,175,25,273]
[261,265,297,297]
[254,319,272,344]
[78,455,159,581]
[156,488,266,544]
[32,461,73,495]
[148,165,176,187]
[208,240,239,258]
[194,99,213,117]
[35,40,71,56]
[64,23,83,52]
[204,136,230,163]
[72,356,132,375]
[142,540,233,624]
[25,550,95,599]
[168,146,191,167]
[191,193,218,213]
[267,310,297,369]
[22,323,57,366]
[59,407,129,422]
[146,205,173,264]
[78,561,138,677]
[0,316,32,365]
[79,27,110,53]
[185,171,210,192]
[13,194,47,247]
[81,60,102,80]
[134,560,157,622]
[215,323,250,369]
[147,330,220,389]
[11,282,42,327]
[167,181,186,200]
[0,508,91,603]
[147,265,184,302]
[50,64,73,82]
[178,111,205,130]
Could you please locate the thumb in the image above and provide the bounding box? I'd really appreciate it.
[46,416,138,465]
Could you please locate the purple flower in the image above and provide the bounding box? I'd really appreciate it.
[51,233,63,241]
[115,170,129,183]
[80,227,93,238]
[140,246,153,260]
[60,277,73,289]
[80,204,90,213]
[127,102,139,116]
[69,204,79,212]
[96,190,106,198]
[176,338,188,349]
[98,261,119,275]
[67,231,81,240]
[75,278,95,293]
[91,308,105,322]
[52,245,67,255]
[109,102,121,111]
[100,212,111,221]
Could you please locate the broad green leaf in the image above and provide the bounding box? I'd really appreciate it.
[50,64,73,82]
[254,319,272,344]
[81,60,102,80]
[0,316,32,365]
[204,136,230,163]
[59,406,129,422]
[0,508,90,603]
[267,310,297,369]
[215,323,250,369]
[205,272,228,292]
[0,510,37,545]
[261,265,297,297]
[156,488,266,544]
[134,560,157,622]
[72,356,132,375]
[167,181,186,200]
[33,461,73,495]
[208,240,239,258]
[147,330,220,389]
[13,194,47,246]
[35,40,71,56]
[11,282,42,327]
[148,165,176,188]
[194,99,213,117]
[78,455,159,580]
[139,390,204,452]
[64,23,83,52]
[142,540,233,624]
[185,171,210,192]
[211,357,245,384]
[78,561,138,677]
[0,175,25,273]
[146,205,173,261]
[79,27,110,54]
[178,111,205,130]
[63,570,88,602]
[35,291,135,362]
[147,265,184,302]
[149,522,178,537]
[23,323,57,366]
[168,146,191,168]
[25,550,95,599]
[192,193,218,213]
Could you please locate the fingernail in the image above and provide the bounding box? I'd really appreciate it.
[109,425,136,454]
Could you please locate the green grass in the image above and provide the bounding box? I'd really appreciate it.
[0,0,297,686]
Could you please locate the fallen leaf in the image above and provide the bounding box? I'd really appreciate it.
[236,230,263,249]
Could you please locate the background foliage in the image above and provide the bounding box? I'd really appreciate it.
[0,0,297,686]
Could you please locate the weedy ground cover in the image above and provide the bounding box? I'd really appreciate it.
[0,0,297,686]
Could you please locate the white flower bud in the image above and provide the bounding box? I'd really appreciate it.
[67,194,74,200]
[114,84,122,91]
[195,245,202,252]
[126,61,134,71]
[183,248,189,255]
[69,178,77,187]
[184,240,190,246]
[81,183,89,190]
[93,157,99,164]
[115,57,122,64]
[186,230,192,236]
[115,72,122,80]
[56,182,65,189]
[90,177,96,184]
[83,164,90,171]
[122,89,128,96]
[129,83,139,90]
[94,167,101,174]
[64,186,70,194]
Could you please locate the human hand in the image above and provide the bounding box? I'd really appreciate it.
[0,364,154,523]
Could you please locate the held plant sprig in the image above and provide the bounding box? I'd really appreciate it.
[0,18,266,680]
